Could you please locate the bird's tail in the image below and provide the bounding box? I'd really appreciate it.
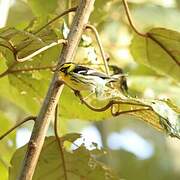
[106,74,128,94]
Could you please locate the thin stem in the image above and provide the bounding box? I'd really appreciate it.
[0,116,36,140]
[33,7,77,34]
[0,7,76,64]
[0,65,56,79]
[54,105,67,180]
[16,39,66,62]
[14,6,75,61]
[76,91,151,112]
[122,0,147,37]
[85,24,110,75]
[8,65,56,74]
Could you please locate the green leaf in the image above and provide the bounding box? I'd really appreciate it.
[60,87,180,139]
[130,28,180,82]
[0,112,16,180]
[132,5,180,31]
[0,27,62,113]
[90,0,112,25]
[60,87,112,121]
[27,0,58,18]
[9,134,119,180]
[136,98,180,139]
[0,163,7,180]
[151,100,180,138]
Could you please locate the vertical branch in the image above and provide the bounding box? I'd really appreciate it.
[18,1,95,180]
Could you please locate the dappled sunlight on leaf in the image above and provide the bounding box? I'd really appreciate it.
[9,134,119,180]
[130,28,180,82]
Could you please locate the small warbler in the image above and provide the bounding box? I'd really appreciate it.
[58,62,127,97]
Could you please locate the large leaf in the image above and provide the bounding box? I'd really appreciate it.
[130,28,180,82]
[0,26,62,114]
[132,5,180,31]
[60,87,180,139]
[9,134,119,180]
[0,27,60,64]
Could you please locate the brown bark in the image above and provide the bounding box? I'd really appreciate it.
[18,1,95,179]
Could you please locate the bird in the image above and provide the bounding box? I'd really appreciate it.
[58,62,127,98]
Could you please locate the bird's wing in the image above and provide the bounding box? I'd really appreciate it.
[73,65,109,79]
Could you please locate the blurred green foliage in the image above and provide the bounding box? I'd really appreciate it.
[0,0,180,179]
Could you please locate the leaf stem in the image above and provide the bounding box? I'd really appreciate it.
[0,116,36,141]
[76,91,151,113]
[122,0,147,37]
[85,24,110,75]
[33,7,77,34]
[16,39,67,62]
[54,105,67,180]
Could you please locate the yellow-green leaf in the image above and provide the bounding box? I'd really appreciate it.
[9,134,119,180]
[130,28,180,82]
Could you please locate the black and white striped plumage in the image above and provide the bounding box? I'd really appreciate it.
[58,62,127,97]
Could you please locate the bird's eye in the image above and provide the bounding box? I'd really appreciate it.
[60,66,70,74]
[60,68,66,72]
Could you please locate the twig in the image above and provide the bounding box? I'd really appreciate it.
[7,65,56,74]
[16,7,76,53]
[54,105,67,180]
[0,7,76,65]
[0,116,36,140]
[76,91,151,112]
[0,40,63,78]
[85,24,110,75]
[33,7,77,34]
[122,0,146,37]
[18,1,95,179]
[16,39,67,62]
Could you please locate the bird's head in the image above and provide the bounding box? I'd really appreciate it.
[59,62,76,75]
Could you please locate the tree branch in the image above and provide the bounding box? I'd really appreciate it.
[18,1,95,180]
